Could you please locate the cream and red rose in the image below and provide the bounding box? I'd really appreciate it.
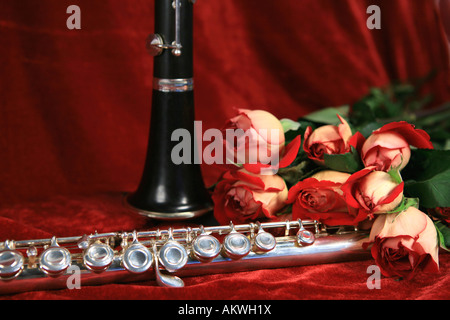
[361,121,433,171]
[221,109,301,175]
[364,206,439,279]
[341,167,404,216]
[286,170,367,226]
[212,169,288,225]
[361,132,411,171]
[303,115,353,164]
[222,109,285,165]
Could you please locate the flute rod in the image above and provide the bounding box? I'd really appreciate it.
[1,220,319,249]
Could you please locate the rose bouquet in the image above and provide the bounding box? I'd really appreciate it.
[210,78,450,280]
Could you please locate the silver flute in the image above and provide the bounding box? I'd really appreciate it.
[0,220,371,294]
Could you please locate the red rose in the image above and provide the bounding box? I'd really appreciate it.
[341,167,404,217]
[303,115,353,164]
[364,207,439,279]
[286,170,367,226]
[212,169,288,225]
[361,121,433,171]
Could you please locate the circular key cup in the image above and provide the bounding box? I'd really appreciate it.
[223,232,251,260]
[254,231,276,253]
[158,241,188,273]
[83,242,115,273]
[122,243,153,274]
[0,250,24,280]
[297,229,315,246]
[192,234,221,263]
[39,246,71,277]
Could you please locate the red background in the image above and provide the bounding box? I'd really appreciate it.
[0,0,449,299]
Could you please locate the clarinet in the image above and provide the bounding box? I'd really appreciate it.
[126,0,213,220]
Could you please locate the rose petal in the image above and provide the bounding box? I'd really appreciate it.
[341,167,376,209]
[362,132,409,155]
[349,131,366,152]
[375,121,433,149]
[377,181,404,206]
[243,135,301,174]
[308,125,341,144]
[376,208,427,240]
[244,110,285,145]
[337,114,352,146]
[279,135,301,168]
[310,170,351,184]
[303,126,313,151]
[231,170,266,190]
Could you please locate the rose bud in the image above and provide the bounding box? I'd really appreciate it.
[341,167,404,217]
[286,170,367,226]
[222,109,285,166]
[361,121,433,171]
[361,132,411,171]
[212,169,288,225]
[364,206,439,280]
[303,115,353,164]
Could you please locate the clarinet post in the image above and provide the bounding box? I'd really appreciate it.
[126,0,213,220]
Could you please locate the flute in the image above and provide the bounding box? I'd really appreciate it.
[0,220,371,294]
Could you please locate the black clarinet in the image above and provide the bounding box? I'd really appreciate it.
[126,0,213,220]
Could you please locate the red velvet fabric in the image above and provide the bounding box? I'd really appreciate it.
[0,0,449,300]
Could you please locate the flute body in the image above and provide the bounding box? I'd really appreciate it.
[0,220,371,295]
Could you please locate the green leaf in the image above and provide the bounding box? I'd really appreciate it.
[348,75,435,129]
[445,139,450,151]
[301,106,349,125]
[323,147,363,173]
[434,221,450,252]
[403,149,450,208]
[284,119,316,145]
[277,160,321,187]
[356,122,383,138]
[280,118,301,133]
